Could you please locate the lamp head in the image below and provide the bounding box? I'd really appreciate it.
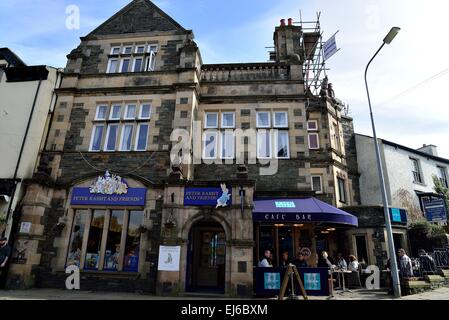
[383,27,401,44]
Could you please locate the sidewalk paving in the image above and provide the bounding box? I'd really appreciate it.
[0,287,448,300]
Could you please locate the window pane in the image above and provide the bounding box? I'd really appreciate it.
[222,113,235,127]
[257,113,270,127]
[121,125,134,151]
[221,132,235,158]
[91,126,104,151]
[133,58,143,72]
[338,179,346,202]
[96,106,108,120]
[66,210,87,267]
[136,124,149,151]
[274,112,287,127]
[104,210,124,271]
[85,210,106,270]
[257,131,271,158]
[105,125,118,151]
[312,177,322,192]
[111,48,120,55]
[108,60,118,73]
[140,104,151,118]
[205,113,217,128]
[276,131,289,158]
[136,46,145,53]
[126,105,136,119]
[124,211,143,272]
[121,59,130,72]
[110,105,121,119]
[309,134,318,149]
[203,132,217,158]
[146,52,156,71]
[308,121,317,130]
[123,47,132,54]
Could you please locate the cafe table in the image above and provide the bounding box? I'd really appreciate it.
[333,268,353,293]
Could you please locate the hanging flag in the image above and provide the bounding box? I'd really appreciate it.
[323,34,339,60]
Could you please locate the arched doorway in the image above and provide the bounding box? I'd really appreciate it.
[186,219,226,293]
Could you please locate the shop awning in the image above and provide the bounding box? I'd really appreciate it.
[253,198,358,227]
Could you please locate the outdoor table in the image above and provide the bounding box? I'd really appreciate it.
[333,269,352,292]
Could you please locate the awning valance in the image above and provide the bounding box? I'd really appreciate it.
[253,198,358,227]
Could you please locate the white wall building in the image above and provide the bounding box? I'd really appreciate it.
[355,133,449,221]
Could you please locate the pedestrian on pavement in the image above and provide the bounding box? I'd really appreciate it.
[417,249,436,274]
[0,237,11,276]
[398,249,413,278]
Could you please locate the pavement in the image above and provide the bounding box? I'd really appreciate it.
[0,287,448,300]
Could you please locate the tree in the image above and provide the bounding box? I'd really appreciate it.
[393,188,425,224]
[432,175,449,224]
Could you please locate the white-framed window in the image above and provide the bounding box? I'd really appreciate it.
[104,124,119,151]
[221,112,235,128]
[220,131,235,159]
[122,46,133,54]
[124,104,137,120]
[148,45,158,53]
[257,130,271,159]
[337,177,347,203]
[95,105,108,120]
[273,111,288,128]
[132,57,143,72]
[203,131,218,159]
[308,133,320,149]
[437,166,448,188]
[311,175,323,194]
[275,130,290,159]
[120,58,131,73]
[256,111,271,128]
[107,59,119,73]
[135,124,149,151]
[135,46,145,54]
[89,125,105,151]
[145,52,156,71]
[110,47,121,55]
[411,158,423,184]
[109,105,122,120]
[204,112,218,128]
[307,120,318,131]
[120,124,134,151]
[139,104,151,120]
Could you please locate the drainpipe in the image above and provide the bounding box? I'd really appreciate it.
[42,69,63,151]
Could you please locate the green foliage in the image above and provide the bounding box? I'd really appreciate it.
[409,220,446,238]
[432,175,449,214]
[0,213,6,225]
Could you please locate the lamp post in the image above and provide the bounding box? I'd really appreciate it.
[364,27,401,298]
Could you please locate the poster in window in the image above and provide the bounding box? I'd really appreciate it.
[158,246,181,271]
[124,248,139,272]
[85,253,99,270]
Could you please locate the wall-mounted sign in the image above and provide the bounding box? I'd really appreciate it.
[158,246,181,271]
[389,208,407,224]
[70,171,146,206]
[275,201,296,208]
[184,184,231,207]
[19,222,32,234]
[420,195,448,222]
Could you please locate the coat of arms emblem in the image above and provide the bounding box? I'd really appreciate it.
[89,171,128,195]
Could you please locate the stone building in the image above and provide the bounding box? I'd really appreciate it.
[8,0,360,296]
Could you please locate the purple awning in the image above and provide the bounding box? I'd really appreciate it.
[253,198,358,227]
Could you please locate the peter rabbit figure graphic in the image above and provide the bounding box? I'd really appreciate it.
[216,184,230,208]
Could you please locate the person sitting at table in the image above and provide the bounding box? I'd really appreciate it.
[293,252,308,269]
[258,249,273,267]
[348,255,359,272]
[336,253,348,270]
[280,250,291,268]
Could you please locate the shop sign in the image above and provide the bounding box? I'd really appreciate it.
[184,184,231,207]
[388,208,407,224]
[70,171,146,206]
[158,246,181,271]
[253,213,313,222]
[421,195,448,222]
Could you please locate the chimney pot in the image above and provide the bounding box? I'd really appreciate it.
[280,19,286,26]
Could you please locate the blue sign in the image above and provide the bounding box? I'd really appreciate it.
[421,196,448,222]
[264,272,281,290]
[184,184,231,207]
[304,273,321,291]
[275,201,296,208]
[71,187,146,206]
[389,208,407,224]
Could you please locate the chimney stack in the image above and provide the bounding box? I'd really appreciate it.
[280,19,286,27]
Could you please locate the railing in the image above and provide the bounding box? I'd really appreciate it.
[201,63,290,82]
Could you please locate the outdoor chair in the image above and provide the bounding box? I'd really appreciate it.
[346,266,363,289]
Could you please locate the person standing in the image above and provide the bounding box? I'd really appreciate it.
[398,249,413,278]
[258,249,273,267]
[0,237,11,276]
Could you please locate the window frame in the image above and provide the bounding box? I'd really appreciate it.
[95,105,108,121]
[411,158,423,184]
[273,111,289,128]
[104,124,120,152]
[109,104,122,120]
[220,130,235,159]
[202,131,218,160]
[119,58,131,73]
[147,45,158,53]
[221,112,235,129]
[119,124,135,151]
[124,104,137,120]
[89,125,105,152]
[308,133,320,149]
[274,130,290,159]
[311,175,323,194]
[107,59,119,73]
[134,123,149,152]
[145,51,157,71]
[257,130,272,159]
[110,47,121,55]
[135,45,145,54]
[122,46,133,54]
[307,120,318,131]
[337,177,347,203]
[437,166,449,188]
[256,111,271,128]
[138,103,152,120]
[132,57,144,72]
[204,112,218,129]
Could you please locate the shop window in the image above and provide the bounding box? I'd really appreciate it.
[355,235,368,265]
[124,211,143,272]
[104,210,124,271]
[66,210,88,267]
[256,112,271,128]
[220,131,235,159]
[275,131,289,159]
[85,210,106,270]
[258,226,275,264]
[89,125,105,151]
[203,131,218,159]
[273,111,288,128]
[337,177,347,203]
[257,130,271,159]
[311,175,323,194]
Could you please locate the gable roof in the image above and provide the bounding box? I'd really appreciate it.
[87,0,187,37]
[0,48,26,67]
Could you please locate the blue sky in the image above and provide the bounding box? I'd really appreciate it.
[1,0,448,158]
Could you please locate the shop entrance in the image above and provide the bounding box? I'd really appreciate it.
[186,220,226,293]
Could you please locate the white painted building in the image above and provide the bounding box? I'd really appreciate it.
[355,133,449,221]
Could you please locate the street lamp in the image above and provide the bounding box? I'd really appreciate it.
[364,27,401,298]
